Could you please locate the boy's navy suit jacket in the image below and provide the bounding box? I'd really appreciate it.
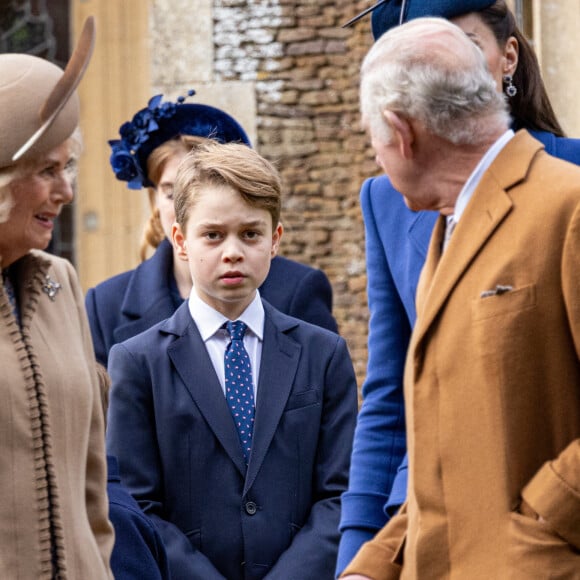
[106,299,358,580]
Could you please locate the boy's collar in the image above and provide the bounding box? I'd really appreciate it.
[188,290,265,341]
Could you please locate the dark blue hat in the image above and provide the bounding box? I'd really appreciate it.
[109,90,251,189]
[343,0,496,41]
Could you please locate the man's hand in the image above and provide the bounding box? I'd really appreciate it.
[341,576,374,580]
[519,498,547,524]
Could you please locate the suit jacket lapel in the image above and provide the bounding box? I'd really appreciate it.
[164,302,302,483]
[414,130,543,349]
[244,304,301,494]
[166,310,247,477]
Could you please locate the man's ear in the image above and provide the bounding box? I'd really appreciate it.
[172,222,189,261]
[271,222,284,258]
[383,110,414,159]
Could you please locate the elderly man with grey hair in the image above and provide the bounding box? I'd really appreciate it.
[342,16,580,580]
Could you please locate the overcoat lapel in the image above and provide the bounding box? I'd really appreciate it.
[167,317,248,477]
[413,131,543,350]
[415,215,445,321]
[244,306,301,494]
[114,240,177,344]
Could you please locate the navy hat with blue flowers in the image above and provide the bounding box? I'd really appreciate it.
[343,0,495,40]
[109,90,251,189]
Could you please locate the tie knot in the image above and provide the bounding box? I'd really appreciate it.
[226,320,247,341]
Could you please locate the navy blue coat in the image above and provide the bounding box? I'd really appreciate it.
[86,239,338,366]
[107,455,171,579]
[106,300,358,580]
[336,130,580,575]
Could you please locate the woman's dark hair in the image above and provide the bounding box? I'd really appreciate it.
[479,0,565,136]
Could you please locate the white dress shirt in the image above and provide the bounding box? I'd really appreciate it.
[187,290,264,398]
[442,129,515,252]
[452,129,515,224]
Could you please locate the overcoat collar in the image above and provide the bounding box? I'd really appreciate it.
[113,239,176,343]
[414,130,544,349]
[164,300,301,487]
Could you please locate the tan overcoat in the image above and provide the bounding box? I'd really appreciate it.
[0,251,113,579]
[345,131,580,579]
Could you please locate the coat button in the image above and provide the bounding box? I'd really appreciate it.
[245,501,257,515]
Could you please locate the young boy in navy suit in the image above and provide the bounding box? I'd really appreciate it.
[106,141,358,579]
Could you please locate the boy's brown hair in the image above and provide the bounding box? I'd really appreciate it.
[173,141,282,230]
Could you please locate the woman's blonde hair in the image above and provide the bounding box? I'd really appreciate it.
[139,134,208,261]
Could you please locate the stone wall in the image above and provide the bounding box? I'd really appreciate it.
[151,0,378,386]
[534,1,580,137]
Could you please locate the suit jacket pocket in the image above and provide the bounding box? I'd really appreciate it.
[472,283,536,321]
[284,389,319,412]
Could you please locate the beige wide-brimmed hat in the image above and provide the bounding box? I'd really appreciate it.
[0,16,95,169]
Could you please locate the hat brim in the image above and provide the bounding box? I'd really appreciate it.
[11,16,96,162]
[344,0,495,37]
[342,0,391,28]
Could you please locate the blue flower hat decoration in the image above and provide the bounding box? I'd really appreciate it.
[109,89,251,189]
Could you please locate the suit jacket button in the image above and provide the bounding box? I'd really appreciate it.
[245,501,257,515]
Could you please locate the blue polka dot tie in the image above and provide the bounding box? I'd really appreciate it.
[224,321,255,463]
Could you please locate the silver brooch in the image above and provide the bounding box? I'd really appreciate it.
[42,275,62,301]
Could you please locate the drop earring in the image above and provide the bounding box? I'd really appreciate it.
[503,74,517,97]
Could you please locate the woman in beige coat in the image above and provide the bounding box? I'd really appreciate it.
[0,18,113,579]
